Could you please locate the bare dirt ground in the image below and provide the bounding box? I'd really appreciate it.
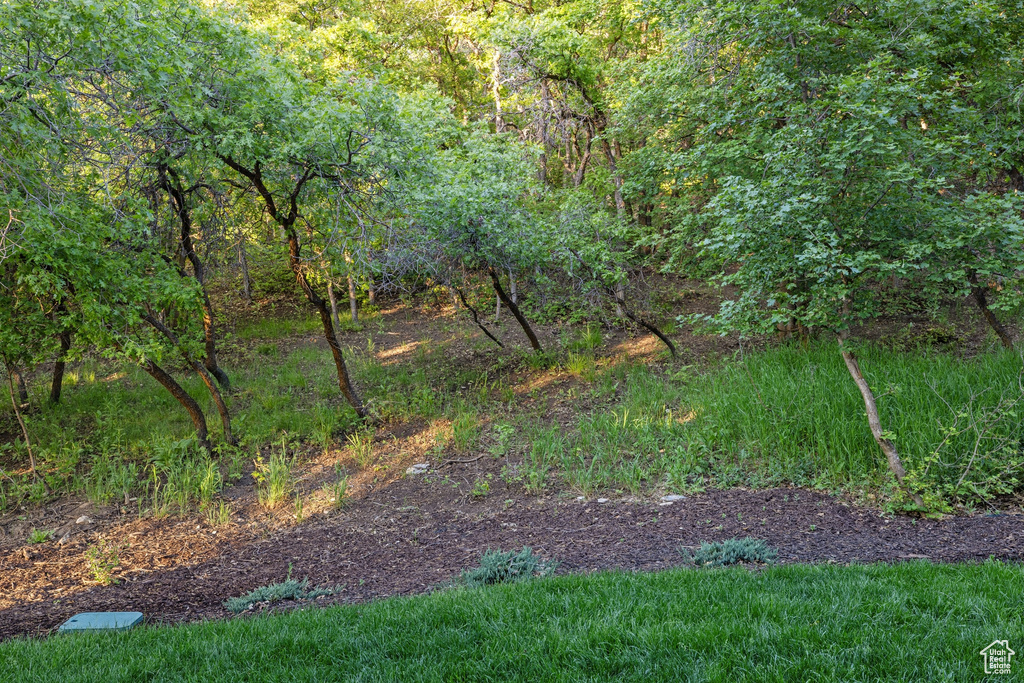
[0,277,1020,641]
[1,459,1021,641]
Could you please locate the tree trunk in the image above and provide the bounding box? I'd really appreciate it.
[615,289,677,357]
[489,266,541,351]
[239,240,252,302]
[454,286,504,348]
[160,165,230,390]
[11,368,28,404]
[218,156,367,420]
[143,315,236,447]
[537,80,551,187]
[509,268,517,304]
[4,359,43,487]
[141,357,211,453]
[837,334,924,507]
[368,282,376,305]
[289,238,367,418]
[49,328,73,404]
[328,280,342,335]
[495,292,501,321]
[600,137,627,220]
[348,273,358,323]
[969,272,1013,348]
[492,50,504,133]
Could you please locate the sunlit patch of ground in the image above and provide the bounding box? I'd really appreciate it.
[608,334,668,362]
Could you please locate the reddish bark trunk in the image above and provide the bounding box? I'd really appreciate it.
[141,358,212,453]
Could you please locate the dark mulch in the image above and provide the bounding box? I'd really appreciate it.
[1,468,1021,642]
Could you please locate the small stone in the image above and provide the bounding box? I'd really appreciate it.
[575,496,585,501]
[660,494,686,503]
[658,502,674,507]
[57,533,71,545]
[75,516,92,525]
[596,498,610,504]
[405,463,429,475]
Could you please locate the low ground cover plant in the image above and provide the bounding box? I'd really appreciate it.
[460,547,559,587]
[681,538,778,567]
[223,577,336,614]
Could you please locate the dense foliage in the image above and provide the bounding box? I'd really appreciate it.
[1,0,1022,510]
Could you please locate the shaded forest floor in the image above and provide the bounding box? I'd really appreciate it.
[1,277,1021,640]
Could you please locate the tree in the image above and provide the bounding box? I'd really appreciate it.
[632,0,1024,506]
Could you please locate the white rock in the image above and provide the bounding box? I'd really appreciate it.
[75,515,92,524]
[405,463,429,475]
[660,494,686,502]
[596,498,610,504]
[575,496,585,501]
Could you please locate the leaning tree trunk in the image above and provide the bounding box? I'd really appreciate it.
[454,286,504,348]
[161,165,230,390]
[4,359,43,488]
[615,290,677,357]
[140,357,212,454]
[143,315,237,447]
[489,266,541,351]
[49,327,73,404]
[289,237,367,418]
[837,334,924,507]
[218,155,367,420]
[968,272,1013,349]
[566,248,676,357]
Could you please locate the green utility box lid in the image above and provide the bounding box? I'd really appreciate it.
[58,612,143,633]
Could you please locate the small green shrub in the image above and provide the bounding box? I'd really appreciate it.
[27,529,53,544]
[85,539,124,585]
[471,476,491,498]
[205,500,232,526]
[224,577,336,614]
[254,441,294,509]
[566,325,602,352]
[346,430,374,468]
[452,410,481,452]
[329,473,349,509]
[681,538,778,567]
[565,352,596,381]
[460,547,558,587]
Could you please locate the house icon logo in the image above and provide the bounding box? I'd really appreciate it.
[980,640,1014,675]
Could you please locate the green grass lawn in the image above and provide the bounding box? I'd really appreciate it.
[1,562,1021,682]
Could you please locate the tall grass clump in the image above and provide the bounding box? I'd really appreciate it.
[534,345,1022,509]
[254,440,295,509]
[681,344,1024,507]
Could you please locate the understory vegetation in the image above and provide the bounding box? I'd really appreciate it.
[1,562,1020,681]
[2,0,1024,515]
[2,314,1021,515]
